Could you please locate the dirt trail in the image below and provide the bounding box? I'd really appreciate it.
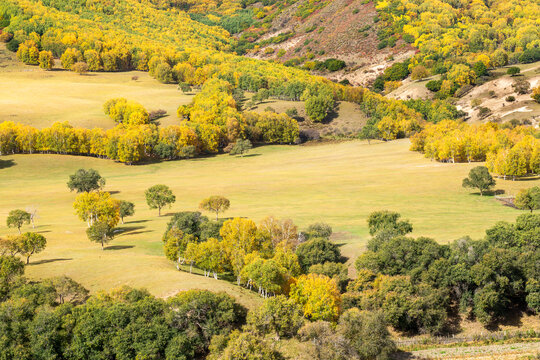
[394,341,540,359]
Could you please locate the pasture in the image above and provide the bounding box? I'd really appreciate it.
[0,139,538,307]
[0,55,192,129]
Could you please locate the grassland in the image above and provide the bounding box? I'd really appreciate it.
[0,43,192,129]
[0,139,538,307]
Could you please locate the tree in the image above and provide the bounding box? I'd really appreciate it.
[462,166,496,196]
[167,289,247,355]
[6,209,31,234]
[145,184,175,216]
[72,61,89,75]
[305,93,334,122]
[216,331,284,360]
[411,65,429,80]
[367,210,412,236]
[532,86,540,103]
[296,238,340,271]
[73,191,120,227]
[38,51,54,70]
[118,201,135,223]
[289,274,341,322]
[199,195,230,220]
[247,295,304,339]
[305,222,332,240]
[47,276,89,304]
[0,255,24,296]
[67,168,106,193]
[514,187,540,213]
[86,222,115,249]
[338,309,396,360]
[16,232,47,264]
[359,124,379,144]
[229,139,252,157]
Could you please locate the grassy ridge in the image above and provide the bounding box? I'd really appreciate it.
[0,139,537,301]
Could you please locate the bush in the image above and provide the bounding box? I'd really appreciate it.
[506,95,516,102]
[512,78,531,95]
[426,79,442,92]
[72,62,89,74]
[507,67,520,76]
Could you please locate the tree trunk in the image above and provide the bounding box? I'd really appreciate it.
[215,211,219,221]
[26,256,30,264]
[158,207,161,216]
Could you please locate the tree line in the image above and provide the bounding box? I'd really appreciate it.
[411,120,540,179]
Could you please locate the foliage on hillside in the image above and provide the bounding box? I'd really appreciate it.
[374,0,540,97]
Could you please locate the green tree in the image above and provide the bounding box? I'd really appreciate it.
[295,237,340,271]
[462,166,496,196]
[16,232,47,264]
[199,195,230,220]
[246,295,304,339]
[305,93,334,122]
[67,168,106,193]
[118,200,135,223]
[47,276,89,304]
[229,139,252,157]
[6,209,31,233]
[367,210,412,236]
[167,289,246,356]
[145,184,176,216]
[338,309,396,360]
[514,187,540,213]
[217,331,284,360]
[86,222,115,249]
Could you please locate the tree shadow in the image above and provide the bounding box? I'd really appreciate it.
[0,159,15,169]
[234,153,261,158]
[104,245,135,251]
[108,190,121,195]
[28,258,72,266]
[127,219,150,224]
[128,230,153,235]
[35,230,52,234]
[485,308,524,331]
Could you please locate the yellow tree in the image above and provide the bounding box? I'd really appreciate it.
[73,192,120,227]
[289,273,341,322]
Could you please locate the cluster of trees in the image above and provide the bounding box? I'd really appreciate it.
[0,253,397,360]
[0,260,248,360]
[375,0,540,97]
[68,169,135,248]
[411,121,540,178]
[162,212,350,319]
[347,210,540,333]
[103,98,150,126]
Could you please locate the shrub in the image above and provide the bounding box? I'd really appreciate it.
[426,79,442,92]
[72,62,89,74]
[506,95,516,102]
[507,67,520,76]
